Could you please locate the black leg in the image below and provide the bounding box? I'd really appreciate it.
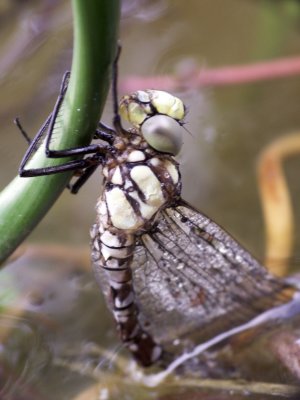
[16,114,113,156]
[95,122,115,143]
[69,164,99,194]
[98,121,115,134]
[44,72,113,158]
[112,45,127,136]
[67,152,104,194]
[19,156,103,177]
[16,50,124,186]
[16,70,113,179]
[16,71,112,161]
[18,113,52,169]
[16,114,107,186]
[46,143,109,158]
[14,117,32,144]
[17,109,109,176]
[16,71,70,152]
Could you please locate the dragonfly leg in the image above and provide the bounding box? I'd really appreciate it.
[19,155,103,177]
[68,158,102,194]
[110,44,129,136]
[95,122,116,144]
[14,117,32,144]
[45,73,111,158]
[15,71,112,190]
[16,71,111,166]
[17,118,106,191]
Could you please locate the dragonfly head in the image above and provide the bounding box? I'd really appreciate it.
[119,90,186,155]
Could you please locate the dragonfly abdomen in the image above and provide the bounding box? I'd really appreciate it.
[91,216,163,366]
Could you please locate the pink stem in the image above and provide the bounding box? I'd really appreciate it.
[120,56,300,92]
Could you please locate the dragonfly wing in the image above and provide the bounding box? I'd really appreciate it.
[131,200,295,345]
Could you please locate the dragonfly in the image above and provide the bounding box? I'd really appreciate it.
[16,48,297,367]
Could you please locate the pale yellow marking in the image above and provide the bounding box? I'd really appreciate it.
[119,95,130,121]
[111,166,123,185]
[149,157,161,167]
[131,136,142,145]
[115,292,134,309]
[108,270,132,285]
[149,90,185,120]
[109,281,122,290]
[113,310,130,323]
[128,102,147,126]
[164,160,179,184]
[124,179,132,189]
[120,90,185,129]
[98,224,104,234]
[102,166,109,178]
[101,243,130,260]
[120,94,152,126]
[136,90,150,102]
[101,230,134,247]
[100,230,122,247]
[97,200,108,226]
[130,165,165,207]
[106,188,140,230]
[124,234,135,246]
[106,258,121,268]
[98,200,107,216]
[128,190,158,220]
[127,150,146,162]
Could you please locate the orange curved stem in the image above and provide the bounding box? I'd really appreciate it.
[257,133,300,276]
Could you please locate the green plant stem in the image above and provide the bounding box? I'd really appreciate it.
[0,0,120,263]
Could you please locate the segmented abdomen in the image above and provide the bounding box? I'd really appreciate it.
[91,220,162,365]
[90,153,181,365]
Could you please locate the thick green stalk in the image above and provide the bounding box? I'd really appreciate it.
[0,0,120,263]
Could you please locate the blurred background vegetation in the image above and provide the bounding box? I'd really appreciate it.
[1,1,300,398]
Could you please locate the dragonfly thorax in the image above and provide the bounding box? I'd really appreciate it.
[100,134,181,234]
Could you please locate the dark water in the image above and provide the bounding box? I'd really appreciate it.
[1,0,300,398]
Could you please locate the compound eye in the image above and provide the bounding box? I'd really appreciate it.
[141,114,183,155]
